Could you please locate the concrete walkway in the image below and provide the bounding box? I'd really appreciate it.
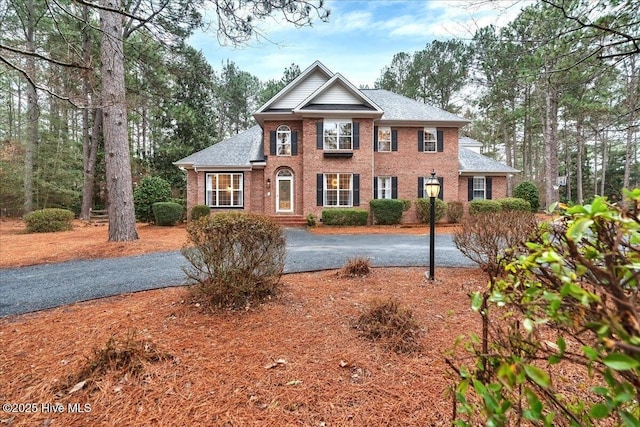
[0,229,476,317]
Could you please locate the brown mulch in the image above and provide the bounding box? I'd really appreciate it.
[0,218,485,426]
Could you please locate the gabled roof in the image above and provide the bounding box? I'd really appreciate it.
[361,89,470,126]
[173,125,263,169]
[458,146,520,175]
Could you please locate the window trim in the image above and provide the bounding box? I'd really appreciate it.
[377,176,392,199]
[276,125,291,156]
[323,120,353,151]
[323,173,353,207]
[205,172,244,208]
[423,127,437,152]
[377,126,391,152]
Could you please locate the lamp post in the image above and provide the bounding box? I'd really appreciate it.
[424,170,441,280]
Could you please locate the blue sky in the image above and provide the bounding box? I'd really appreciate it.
[188,0,527,87]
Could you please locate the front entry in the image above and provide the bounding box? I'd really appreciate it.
[276,169,293,213]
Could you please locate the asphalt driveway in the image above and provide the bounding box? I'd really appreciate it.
[0,229,476,317]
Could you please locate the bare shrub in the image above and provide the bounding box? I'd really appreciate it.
[181,212,286,309]
[338,256,372,278]
[355,298,423,354]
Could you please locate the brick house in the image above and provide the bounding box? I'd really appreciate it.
[175,61,518,224]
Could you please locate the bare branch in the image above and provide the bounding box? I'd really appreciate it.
[0,41,90,69]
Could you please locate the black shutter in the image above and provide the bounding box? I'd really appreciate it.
[353,174,360,206]
[437,130,444,152]
[391,130,398,151]
[438,177,444,200]
[316,121,323,149]
[418,176,424,198]
[486,177,493,199]
[392,176,398,199]
[418,130,424,152]
[373,126,378,152]
[269,131,276,155]
[468,178,474,201]
[373,177,378,199]
[291,131,298,155]
[353,121,360,149]
[317,174,324,206]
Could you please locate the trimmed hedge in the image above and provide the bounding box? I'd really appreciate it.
[190,204,211,221]
[152,202,184,226]
[134,176,172,223]
[498,197,531,212]
[514,181,540,212]
[415,198,447,224]
[446,201,464,224]
[468,199,502,215]
[370,199,404,225]
[322,209,369,226]
[23,208,75,233]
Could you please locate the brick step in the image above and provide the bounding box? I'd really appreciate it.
[270,215,307,227]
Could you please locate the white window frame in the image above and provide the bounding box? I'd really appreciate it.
[423,127,437,152]
[324,120,352,150]
[473,176,486,200]
[324,173,353,207]
[276,125,291,156]
[206,173,243,207]
[377,176,392,199]
[378,127,391,152]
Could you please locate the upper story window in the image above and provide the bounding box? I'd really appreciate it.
[423,128,437,152]
[324,120,352,150]
[276,125,291,156]
[206,173,243,207]
[377,127,391,152]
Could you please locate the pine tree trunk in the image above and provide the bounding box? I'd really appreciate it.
[543,80,559,208]
[576,117,584,205]
[23,0,37,214]
[100,0,138,241]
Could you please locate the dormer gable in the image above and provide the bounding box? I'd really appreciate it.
[293,74,383,116]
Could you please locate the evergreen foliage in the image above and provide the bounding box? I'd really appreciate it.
[415,198,447,224]
[23,208,75,233]
[468,200,502,215]
[133,176,172,223]
[514,181,540,212]
[322,209,369,226]
[190,204,211,222]
[370,199,404,225]
[152,202,183,226]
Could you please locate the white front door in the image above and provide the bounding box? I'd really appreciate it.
[276,174,293,213]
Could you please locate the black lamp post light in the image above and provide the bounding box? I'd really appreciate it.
[424,170,441,280]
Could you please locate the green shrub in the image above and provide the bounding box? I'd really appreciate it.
[513,180,540,212]
[306,213,317,227]
[446,201,464,223]
[152,202,183,226]
[134,176,172,223]
[190,204,211,222]
[400,199,412,212]
[181,212,285,309]
[23,208,75,233]
[415,198,447,224]
[468,199,502,215]
[497,197,531,212]
[370,199,404,225]
[322,209,368,226]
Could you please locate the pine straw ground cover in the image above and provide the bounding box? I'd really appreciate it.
[1,268,484,426]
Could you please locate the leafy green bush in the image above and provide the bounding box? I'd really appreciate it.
[513,180,540,212]
[400,199,412,212]
[446,201,464,223]
[415,198,447,224]
[497,197,531,212]
[370,199,404,225]
[451,191,640,426]
[181,212,285,309]
[23,208,75,233]
[152,202,183,226]
[134,176,172,223]
[468,199,502,215]
[190,204,211,222]
[306,213,317,227]
[322,209,368,226]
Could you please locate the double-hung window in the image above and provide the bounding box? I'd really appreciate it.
[206,173,243,207]
[377,176,392,199]
[423,128,437,152]
[472,176,486,200]
[324,120,352,150]
[324,173,352,207]
[377,127,391,152]
[276,125,291,156]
